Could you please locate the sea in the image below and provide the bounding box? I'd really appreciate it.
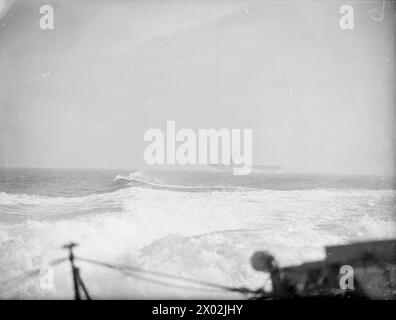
[0,167,395,299]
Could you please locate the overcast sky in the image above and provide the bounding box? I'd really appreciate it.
[0,0,395,174]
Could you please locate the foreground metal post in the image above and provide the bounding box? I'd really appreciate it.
[62,242,91,300]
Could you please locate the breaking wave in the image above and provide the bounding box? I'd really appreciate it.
[112,171,247,192]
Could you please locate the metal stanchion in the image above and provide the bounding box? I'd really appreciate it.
[63,243,91,300]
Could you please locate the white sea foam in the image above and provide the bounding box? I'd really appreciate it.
[0,186,395,298]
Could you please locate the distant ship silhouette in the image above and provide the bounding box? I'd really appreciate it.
[208,157,283,173]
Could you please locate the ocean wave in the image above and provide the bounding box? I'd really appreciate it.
[113,172,260,192]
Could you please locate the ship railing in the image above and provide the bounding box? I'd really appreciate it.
[0,242,264,300]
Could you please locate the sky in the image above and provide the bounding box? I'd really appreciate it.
[0,0,395,175]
